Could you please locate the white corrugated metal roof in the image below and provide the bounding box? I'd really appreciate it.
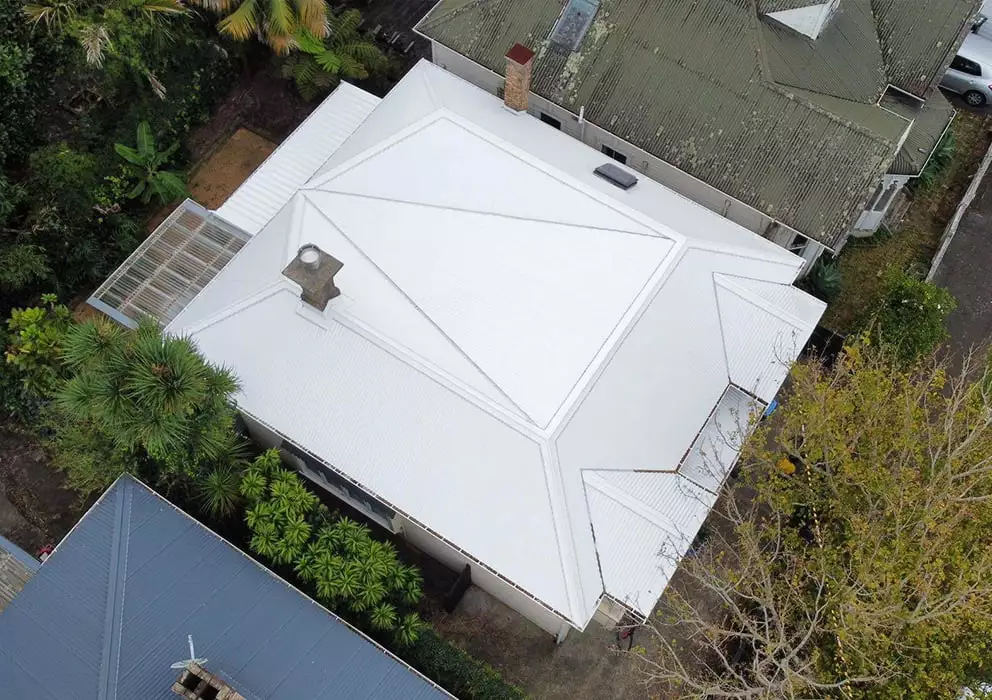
[215,83,380,235]
[167,60,825,628]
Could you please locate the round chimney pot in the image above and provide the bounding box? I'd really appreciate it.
[299,244,321,269]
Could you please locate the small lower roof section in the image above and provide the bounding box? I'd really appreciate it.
[88,200,250,327]
[890,89,955,176]
[0,475,451,700]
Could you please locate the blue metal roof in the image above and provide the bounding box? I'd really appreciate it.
[0,475,452,700]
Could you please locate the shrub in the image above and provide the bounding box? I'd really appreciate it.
[915,130,956,191]
[869,271,956,365]
[4,294,70,398]
[404,629,527,700]
[797,256,842,302]
[242,451,427,646]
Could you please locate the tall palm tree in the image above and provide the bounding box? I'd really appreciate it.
[190,0,327,54]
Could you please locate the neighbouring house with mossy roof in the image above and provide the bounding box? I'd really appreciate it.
[415,0,978,266]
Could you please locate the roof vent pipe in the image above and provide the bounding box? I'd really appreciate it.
[281,244,344,311]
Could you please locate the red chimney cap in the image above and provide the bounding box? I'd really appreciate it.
[505,43,535,65]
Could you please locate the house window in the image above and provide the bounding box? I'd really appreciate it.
[787,234,809,258]
[281,442,396,528]
[600,144,628,164]
[539,112,562,129]
[951,54,983,76]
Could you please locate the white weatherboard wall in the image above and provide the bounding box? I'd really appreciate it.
[429,41,811,252]
[398,517,569,637]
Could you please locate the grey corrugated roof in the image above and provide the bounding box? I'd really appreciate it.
[0,476,452,700]
[873,0,978,96]
[417,0,979,248]
[891,90,956,176]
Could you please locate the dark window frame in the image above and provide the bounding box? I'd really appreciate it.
[539,112,562,129]
[600,144,628,164]
[951,55,982,76]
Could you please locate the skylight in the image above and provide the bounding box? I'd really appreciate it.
[549,0,600,52]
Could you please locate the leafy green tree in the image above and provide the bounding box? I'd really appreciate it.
[4,294,70,397]
[281,11,386,100]
[638,342,992,699]
[55,318,244,483]
[114,121,187,204]
[24,0,187,95]
[190,0,327,54]
[870,270,956,366]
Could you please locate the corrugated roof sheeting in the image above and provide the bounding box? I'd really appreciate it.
[420,0,899,247]
[216,83,380,235]
[679,386,760,492]
[891,90,956,176]
[0,476,451,699]
[715,274,823,402]
[585,471,715,616]
[871,0,979,96]
[88,200,249,327]
[420,0,975,247]
[760,0,884,102]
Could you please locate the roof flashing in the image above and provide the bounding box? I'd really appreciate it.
[764,0,840,40]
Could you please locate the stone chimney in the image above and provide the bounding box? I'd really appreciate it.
[281,244,344,311]
[504,43,535,112]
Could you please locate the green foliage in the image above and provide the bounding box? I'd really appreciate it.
[0,0,58,167]
[4,294,70,397]
[54,318,246,485]
[190,0,328,54]
[28,142,103,217]
[870,270,956,365]
[404,628,527,700]
[242,451,426,644]
[114,121,188,204]
[915,130,956,191]
[196,466,242,518]
[797,255,842,303]
[24,0,188,95]
[281,10,387,100]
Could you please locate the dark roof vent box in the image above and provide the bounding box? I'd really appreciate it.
[594,162,638,190]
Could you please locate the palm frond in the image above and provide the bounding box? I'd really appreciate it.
[294,0,328,37]
[293,28,325,55]
[78,24,111,67]
[264,0,294,52]
[149,171,189,203]
[140,0,188,15]
[217,0,259,41]
[313,50,341,74]
[23,0,76,30]
[331,8,361,38]
[336,53,366,79]
[339,41,382,66]
[147,72,167,99]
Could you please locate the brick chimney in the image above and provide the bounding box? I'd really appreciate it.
[172,662,244,700]
[504,43,535,112]
[281,244,344,311]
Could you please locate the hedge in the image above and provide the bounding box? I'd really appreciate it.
[404,628,527,700]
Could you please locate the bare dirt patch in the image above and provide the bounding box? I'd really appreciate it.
[187,128,276,209]
[0,425,85,555]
